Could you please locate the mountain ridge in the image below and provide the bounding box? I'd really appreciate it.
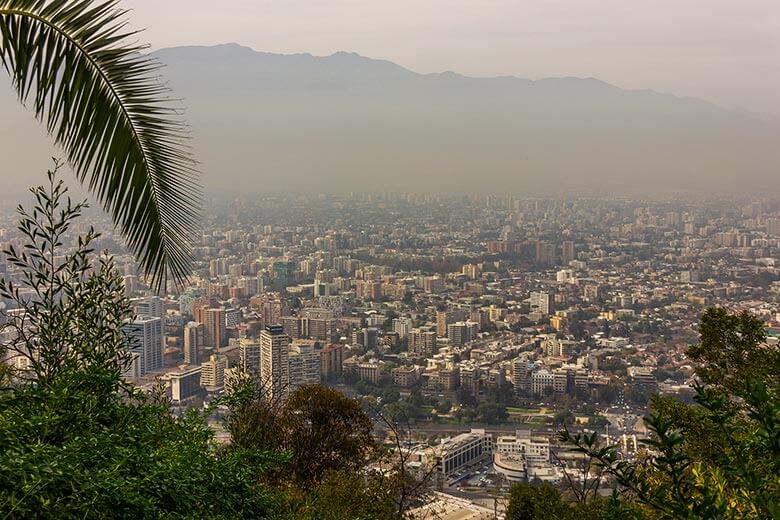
[1,43,777,196]
[152,43,739,116]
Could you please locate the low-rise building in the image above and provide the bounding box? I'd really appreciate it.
[433,429,493,477]
[166,365,202,403]
[392,365,422,388]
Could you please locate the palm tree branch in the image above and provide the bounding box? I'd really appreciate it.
[0,0,201,289]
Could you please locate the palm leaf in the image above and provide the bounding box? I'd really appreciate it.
[0,0,201,289]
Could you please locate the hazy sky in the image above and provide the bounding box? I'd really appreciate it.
[2,0,779,199]
[125,0,780,115]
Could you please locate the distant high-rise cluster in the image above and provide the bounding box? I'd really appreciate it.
[53,192,775,422]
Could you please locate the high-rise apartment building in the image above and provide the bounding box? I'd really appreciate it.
[462,264,480,279]
[258,296,287,327]
[408,328,437,356]
[132,296,164,321]
[436,309,468,337]
[512,356,532,395]
[535,242,557,266]
[356,280,381,300]
[131,296,165,369]
[767,217,780,237]
[422,276,444,294]
[529,292,552,316]
[304,317,337,343]
[320,343,344,381]
[123,316,163,375]
[561,241,575,264]
[225,308,241,329]
[260,325,291,401]
[237,276,263,297]
[200,354,227,392]
[351,327,378,350]
[447,321,479,346]
[281,316,302,338]
[392,317,413,339]
[121,351,141,382]
[287,340,321,394]
[204,307,226,350]
[281,316,337,343]
[239,338,261,376]
[183,321,203,365]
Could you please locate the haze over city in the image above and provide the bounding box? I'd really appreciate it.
[1,0,779,198]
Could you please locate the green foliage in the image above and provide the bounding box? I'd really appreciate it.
[0,174,275,518]
[599,356,628,377]
[229,384,376,486]
[282,385,376,486]
[506,482,644,520]
[0,172,416,520]
[561,308,780,519]
[506,482,569,520]
[689,308,778,395]
[437,399,452,414]
[476,401,509,424]
[1,168,129,388]
[280,470,399,520]
[228,382,433,519]
[0,0,201,287]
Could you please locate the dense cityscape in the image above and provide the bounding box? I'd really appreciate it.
[1,0,778,517]
[3,193,778,512]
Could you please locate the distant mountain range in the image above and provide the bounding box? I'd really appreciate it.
[3,43,778,196]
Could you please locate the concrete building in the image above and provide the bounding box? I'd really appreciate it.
[425,367,460,392]
[167,365,202,403]
[287,340,321,393]
[447,321,479,346]
[260,324,291,401]
[132,296,164,322]
[422,276,444,294]
[303,317,337,342]
[562,240,575,264]
[628,366,657,386]
[121,351,141,382]
[541,336,576,358]
[433,429,493,477]
[436,309,468,337]
[239,338,261,376]
[493,430,554,483]
[130,296,165,370]
[123,316,163,375]
[204,307,226,350]
[355,362,381,384]
[495,430,550,465]
[351,327,378,350]
[392,365,422,388]
[183,321,203,365]
[512,356,532,395]
[281,316,302,338]
[392,317,413,339]
[320,343,344,381]
[530,291,552,316]
[531,369,555,396]
[408,328,437,356]
[200,354,227,392]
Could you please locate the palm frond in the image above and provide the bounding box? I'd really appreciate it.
[0,0,201,289]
